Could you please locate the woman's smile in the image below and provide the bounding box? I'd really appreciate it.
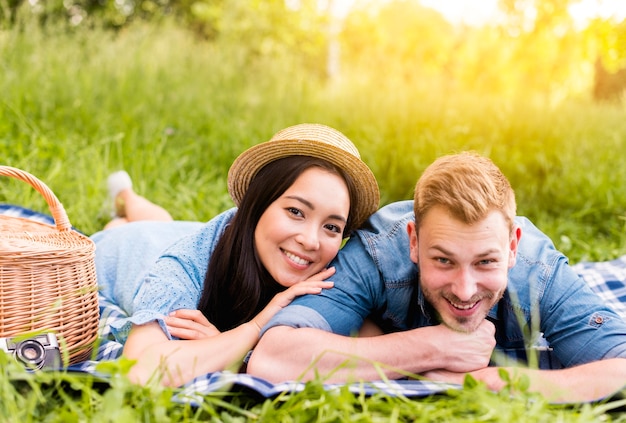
[282,248,312,267]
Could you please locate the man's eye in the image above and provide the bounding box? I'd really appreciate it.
[436,257,451,264]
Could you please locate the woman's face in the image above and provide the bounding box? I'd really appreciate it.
[254,167,350,287]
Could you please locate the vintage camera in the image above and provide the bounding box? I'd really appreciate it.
[0,333,62,371]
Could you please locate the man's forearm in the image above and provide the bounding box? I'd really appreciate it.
[504,357,626,402]
[425,358,626,403]
[248,326,425,382]
[247,324,495,383]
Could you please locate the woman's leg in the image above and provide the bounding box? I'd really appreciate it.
[104,171,173,230]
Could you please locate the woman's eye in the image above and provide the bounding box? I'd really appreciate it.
[325,224,342,234]
[287,207,303,217]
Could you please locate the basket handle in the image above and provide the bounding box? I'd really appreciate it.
[0,165,72,232]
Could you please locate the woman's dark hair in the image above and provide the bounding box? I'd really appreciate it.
[197,155,358,331]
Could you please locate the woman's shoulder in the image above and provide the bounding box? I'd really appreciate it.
[90,220,204,246]
[146,207,238,261]
[91,207,237,245]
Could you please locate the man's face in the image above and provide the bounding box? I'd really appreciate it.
[408,205,521,333]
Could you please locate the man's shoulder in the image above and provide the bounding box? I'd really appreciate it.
[507,216,573,309]
[352,200,414,260]
[357,200,414,237]
[342,200,416,282]
[513,216,562,269]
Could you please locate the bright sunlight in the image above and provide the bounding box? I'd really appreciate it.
[335,0,626,25]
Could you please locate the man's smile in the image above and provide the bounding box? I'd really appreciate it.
[447,299,479,311]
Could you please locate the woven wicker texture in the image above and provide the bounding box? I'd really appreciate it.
[0,166,99,365]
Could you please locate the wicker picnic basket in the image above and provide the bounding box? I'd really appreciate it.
[0,165,99,365]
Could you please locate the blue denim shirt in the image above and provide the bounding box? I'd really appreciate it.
[92,208,236,342]
[265,200,626,369]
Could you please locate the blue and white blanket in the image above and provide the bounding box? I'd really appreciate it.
[3,204,626,402]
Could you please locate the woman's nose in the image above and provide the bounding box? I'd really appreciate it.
[296,226,320,250]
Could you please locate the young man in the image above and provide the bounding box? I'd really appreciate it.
[247,152,626,403]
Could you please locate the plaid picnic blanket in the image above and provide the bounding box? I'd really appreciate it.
[73,294,462,401]
[3,204,626,401]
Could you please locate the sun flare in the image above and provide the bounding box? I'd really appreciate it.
[332,0,626,26]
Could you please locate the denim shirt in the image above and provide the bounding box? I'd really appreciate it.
[92,208,236,342]
[265,200,626,369]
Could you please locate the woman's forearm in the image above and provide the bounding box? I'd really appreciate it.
[124,321,260,386]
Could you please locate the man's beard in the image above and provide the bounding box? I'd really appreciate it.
[421,277,503,333]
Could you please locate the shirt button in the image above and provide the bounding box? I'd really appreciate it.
[595,316,604,324]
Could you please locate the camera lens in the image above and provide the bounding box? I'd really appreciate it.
[15,340,45,369]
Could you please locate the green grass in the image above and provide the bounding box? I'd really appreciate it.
[2,18,626,421]
[3,357,626,422]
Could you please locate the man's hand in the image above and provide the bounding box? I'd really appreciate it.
[431,319,496,373]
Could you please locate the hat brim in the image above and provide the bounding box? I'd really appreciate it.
[228,139,379,229]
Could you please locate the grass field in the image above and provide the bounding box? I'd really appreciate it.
[2,18,626,421]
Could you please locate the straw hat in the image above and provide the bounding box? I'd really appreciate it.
[227,123,380,228]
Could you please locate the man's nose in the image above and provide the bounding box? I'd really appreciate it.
[451,267,478,301]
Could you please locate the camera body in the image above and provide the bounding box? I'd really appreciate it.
[0,333,62,371]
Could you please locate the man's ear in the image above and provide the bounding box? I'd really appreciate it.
[407,221,419,264]
[508,225,522,268]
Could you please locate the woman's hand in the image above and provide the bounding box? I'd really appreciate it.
[124,267,335,386]
[165,309,221,340]
[165,267,334,341]
[251,267,335,330]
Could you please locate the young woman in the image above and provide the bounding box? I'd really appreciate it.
[91,123,380,387]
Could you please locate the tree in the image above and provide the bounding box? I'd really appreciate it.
[586,17,626,101]
[497,0,626,101]
[339,0,454,83]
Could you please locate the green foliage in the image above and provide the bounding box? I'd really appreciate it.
[2,15,625,257]
[6,356,623,422]
[341,1,454,76]
[1,11,626,421]
[11,361,622,422]
[4,0,626,101]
